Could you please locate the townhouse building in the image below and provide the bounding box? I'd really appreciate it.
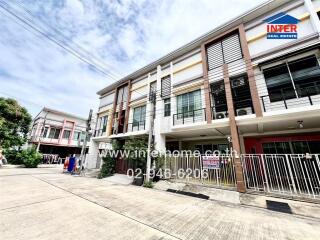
[88,0,320,197]
[28,107,90,162]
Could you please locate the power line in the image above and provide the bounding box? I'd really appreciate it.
[0,1,120,81]
[11,0,122,79]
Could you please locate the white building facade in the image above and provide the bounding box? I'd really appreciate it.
[89,0,320,196]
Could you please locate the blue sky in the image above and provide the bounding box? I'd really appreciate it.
[0,0,265,117]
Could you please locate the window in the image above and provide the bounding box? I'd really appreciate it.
[164,98,171,117]
[73,131,81,141]
[288,56,320,97]
[262,142,291,154]
[230,74,254,115]
[177,90,202,118]
[42,127,49,138]
[133,105,146,128]
[263,64,295,102]
[48,128,61,139]
[149,82,157,102]
[62,130,71,139]
[206,33,242,70]
[211,80,228,117]
[263,55,320,102]
[161,76,171,98]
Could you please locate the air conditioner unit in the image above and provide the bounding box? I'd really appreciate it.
[215,112,227,119]
[231,78,245,88]
[236,107,252,116]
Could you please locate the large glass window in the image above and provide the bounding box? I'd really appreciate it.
[48,128,61,139]
[263,64,295,102]
[62,130,71,139]
[288,56,320,97]
[73,131,81,141]
[164,98,171,117]
[133,105,146,128]
[263,55,320,102]
[177,90,202,118]
[231,74,254,115]
[211,81,228,118]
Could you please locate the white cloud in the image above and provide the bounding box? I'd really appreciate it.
[0,0,266,117]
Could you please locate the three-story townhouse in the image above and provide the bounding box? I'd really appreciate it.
[88,0,320,198]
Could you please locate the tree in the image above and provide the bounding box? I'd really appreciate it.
[0,98,32,149]
[123,136,148,171]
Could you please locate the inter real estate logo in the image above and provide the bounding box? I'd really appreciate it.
[263,12,300,39]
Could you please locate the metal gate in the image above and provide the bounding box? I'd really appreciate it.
[164,155,236,189]
[241,154,320,199]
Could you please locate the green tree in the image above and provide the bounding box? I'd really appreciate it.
[123,136,148,171]
[0,98,32,149]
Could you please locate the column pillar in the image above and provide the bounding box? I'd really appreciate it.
[223,64,246,193]
[238,24,262,117]
[304,0,320,35]
[201,44,212,123]
[108,88,118,136]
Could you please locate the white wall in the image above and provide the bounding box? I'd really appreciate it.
[246,3,315,57]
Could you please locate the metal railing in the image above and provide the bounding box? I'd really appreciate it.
[173,108,206,126]
[164,154,236,189]
[127,121,146,132]
[234,98,254,116]
[241,154,320,199]
[212,103,228,120]
[260,81,320,112]
[94,128,106,137]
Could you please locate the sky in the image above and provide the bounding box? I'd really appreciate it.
[0,0,266,118]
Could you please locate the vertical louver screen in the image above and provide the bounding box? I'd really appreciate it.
[161,75,171,98]
[207,42,224,70]
[222,34,242,64]
[206,33,242,70]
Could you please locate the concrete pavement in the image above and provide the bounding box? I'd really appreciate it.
[0,167,319,240]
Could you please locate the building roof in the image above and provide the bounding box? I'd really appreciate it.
[97,0,291,96]
[34,107,87,121]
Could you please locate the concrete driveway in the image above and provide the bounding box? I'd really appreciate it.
[0,167,319,240]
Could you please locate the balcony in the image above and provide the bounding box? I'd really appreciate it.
[212,103,228,120]
[173,108,206,126]
[127,121,146,132]
[260,82,320,112]
[94,128,106,137]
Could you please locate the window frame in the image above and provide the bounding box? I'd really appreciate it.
[164,98,171,117]
[263,54,320,102]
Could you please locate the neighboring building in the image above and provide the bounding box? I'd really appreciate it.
[28,107,90,159]
[88,0,320,194]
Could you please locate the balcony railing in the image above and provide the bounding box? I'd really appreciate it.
[173,108,206,126]
[234,98,254,116]
[94,128,106,137]
[261,82,320,112]
[212,103,228,120]
[127,121,146,132]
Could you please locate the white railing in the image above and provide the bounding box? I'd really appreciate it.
[241,154,320,199]
[164,154,236,189]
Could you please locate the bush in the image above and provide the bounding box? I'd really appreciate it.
[19,148,42,168]
[3,149,24,165]
[143,181,154,188]
[98,154,116,179]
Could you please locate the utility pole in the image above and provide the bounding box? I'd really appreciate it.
[146,91,156,182]
[79,109,93,174]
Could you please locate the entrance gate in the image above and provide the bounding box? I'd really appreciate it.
[241,154,320,199]
[164,155,236,189]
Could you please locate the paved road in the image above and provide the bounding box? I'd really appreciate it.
[0,167,319,240]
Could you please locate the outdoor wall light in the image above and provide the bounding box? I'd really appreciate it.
[297,120,304,129]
